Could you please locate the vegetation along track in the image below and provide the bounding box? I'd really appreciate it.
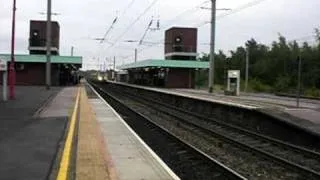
[90,82,246,180]
[96,82,320,179]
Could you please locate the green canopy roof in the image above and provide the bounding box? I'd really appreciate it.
[0,54,82,64]
[117,59,209,70]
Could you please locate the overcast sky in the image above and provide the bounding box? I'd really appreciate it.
[1,0,319,70]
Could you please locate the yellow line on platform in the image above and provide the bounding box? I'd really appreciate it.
[56,88,81,180]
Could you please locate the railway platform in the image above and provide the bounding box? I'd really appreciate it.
[0,83,179,180]
[0,86,77,180]
[77,82,179,180]
[171,89,320,110]
[168,88,320,126]
[104,81,320,136]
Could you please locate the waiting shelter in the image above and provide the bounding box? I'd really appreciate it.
[0,54,82,86]
[117,59,209,88]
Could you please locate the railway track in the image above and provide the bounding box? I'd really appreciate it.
[90,83,246,180]
[99,82,320,179]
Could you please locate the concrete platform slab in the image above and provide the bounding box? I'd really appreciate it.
[40,87,78,118]
[284,109,320,124]
[0,117,68,180]
[87,86,179,180]
[0,86,61,140]
[0,86,78,180]
[172,88,320,110]
[76,87,110,180]
[169,89,320,127]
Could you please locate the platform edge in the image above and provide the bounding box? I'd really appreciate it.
[87,82,181,180]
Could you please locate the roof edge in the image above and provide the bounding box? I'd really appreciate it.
[117,59,209,70]
[0,54,82,58]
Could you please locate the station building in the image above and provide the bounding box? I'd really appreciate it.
[117,59,208,88]
[0,54,81,85]
[0,20,82,86]
[117,27,208,88]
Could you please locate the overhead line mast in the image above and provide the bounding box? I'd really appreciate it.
[139,18,154,45]
[100,16,118,44]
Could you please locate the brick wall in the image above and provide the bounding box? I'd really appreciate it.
[0,63,60,85]
[166,68,195,88]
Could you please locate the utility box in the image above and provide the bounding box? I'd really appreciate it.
[0,59,7,71]
[226,70,240,96]
[0,58,7,101]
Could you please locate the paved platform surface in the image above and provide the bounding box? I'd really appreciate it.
[82,83,179,180]
[76,87,111,180]
[0,86,61,139]
[170,88,320,124]
[0,86,78,180]
[173,89,320,110]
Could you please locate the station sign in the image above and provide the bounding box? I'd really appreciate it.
[0,59,7,71]
[228,70,240,78]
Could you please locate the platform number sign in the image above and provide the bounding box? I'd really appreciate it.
[0,59,7,71]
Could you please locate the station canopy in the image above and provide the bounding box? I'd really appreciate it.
[117,59,209,70]
[0,54,82,65]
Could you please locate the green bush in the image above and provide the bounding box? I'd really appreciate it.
[274,75,291,92]
[240,80,254,92]
[249,78,273,92]
[305,87,320,97]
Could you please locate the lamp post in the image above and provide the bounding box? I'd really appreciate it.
[124,40,139,63]
[39,8,59,89]
[134,48,138,63]
[71,46,74,56]
[9,0,17,99]
[46,0,52,90]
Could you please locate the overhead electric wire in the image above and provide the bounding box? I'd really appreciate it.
[99,0,136,44]
[125,1,210,56]
[196,0,270,27]
[269,34,318,46]
[159,0,210,30]
[119,0,271,62]
[94,0,138,60]
[112,0,209,60]
[109,0,159,48]
[133,1,214,52]
[122,0,136,16]
[139,0,271,53]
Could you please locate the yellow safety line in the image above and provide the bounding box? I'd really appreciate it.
[56,88,81,180]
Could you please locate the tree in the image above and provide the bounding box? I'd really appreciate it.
[201,30,320,95]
